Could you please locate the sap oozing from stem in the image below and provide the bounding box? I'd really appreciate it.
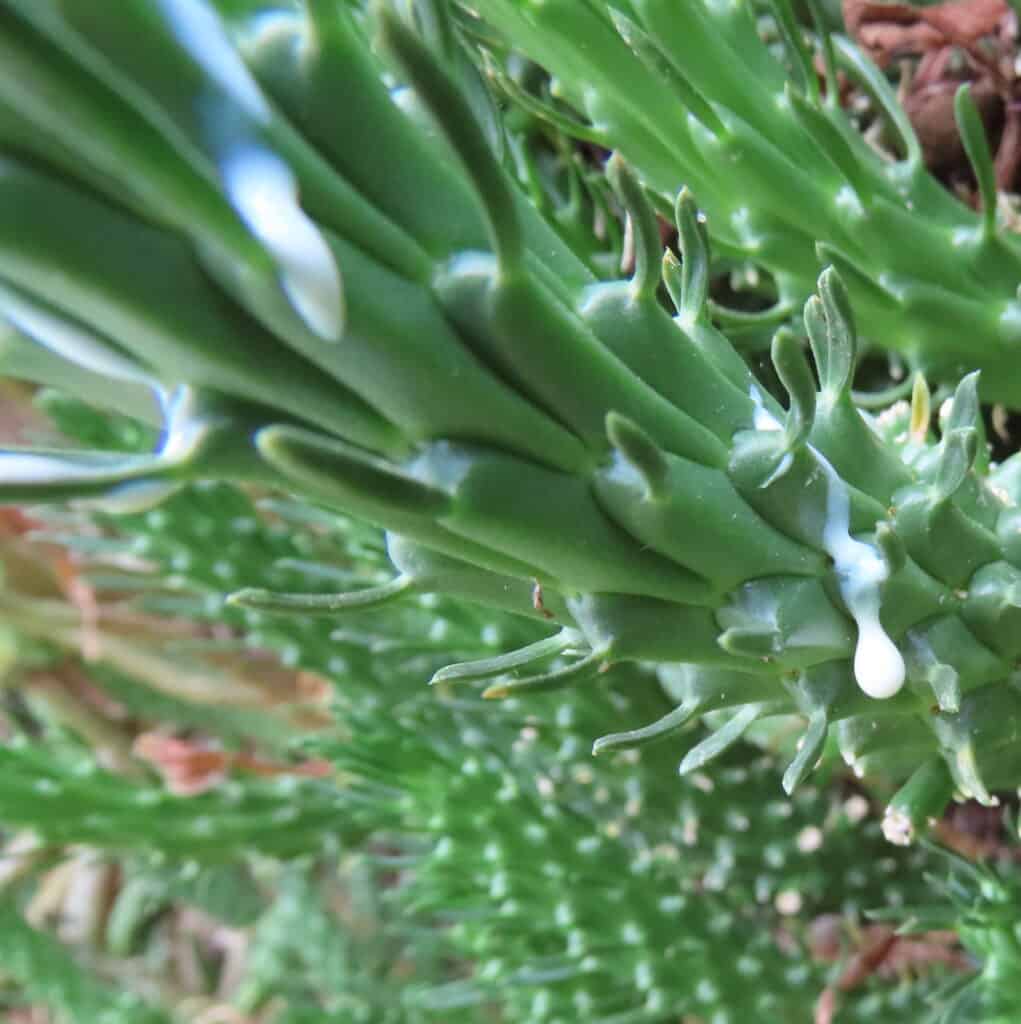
[751,397,781,433]
[220,148,343,340]
[160,0,343,340]
[750,389,905,698]
[158,0,270,119]
[0,282,158,390]
[157,388,210,463]
[814,449,905,699]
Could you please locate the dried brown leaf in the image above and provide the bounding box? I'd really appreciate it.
[844,0,1008,66]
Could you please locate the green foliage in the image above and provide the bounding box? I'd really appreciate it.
[4,0,1021,822]
[10,461,949,1019]
[868,839,1021,1024]
[466,0,1021,407]
[316,695,934,1021]
[4,0,1021,1021]
[236,862,418,1022]
[0,736,353,860]
[0,897,170,1024]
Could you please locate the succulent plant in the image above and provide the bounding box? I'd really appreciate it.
[7,0,1021,1020]
[6,0,1021,831]
[464,0,1021,407]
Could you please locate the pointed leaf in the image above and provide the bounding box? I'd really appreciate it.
[593,701,699,757]
[770,327,816,450]
[430,629,574,685]
[228,576,417,616]
[678,704,766,775]
[954,84,997,236]
[782,707,828,794]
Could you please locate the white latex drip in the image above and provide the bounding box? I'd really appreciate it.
[750,387,782,432]
[0,282,156,387]
[0,452,175,513]
[158,0,270,120]
[160,0,342,339]
[75,391,200,514]
[221,147,343,340]
[748,386,792,484]
[0,454,86,483]
[813,448,905,699]
[239,10,307,60]
[157,388,208,463]
[750,387,904,698]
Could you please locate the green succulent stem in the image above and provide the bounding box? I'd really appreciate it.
[6,0,1021,903]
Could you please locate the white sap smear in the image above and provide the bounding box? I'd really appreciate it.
[0,282,157,388]
[0,454,88,483]
[749,386,792,484]
[75,480,180,515]
[813,448,905,699]
[157,0,270,121]
[239,9,307,60]
[221,147,343,341]
[750,387,905,699]
[157,387,208,462]
[0,386,205,515]
[72,390,201,515]
[159,0,343,340]
[0,453,174,513]
[752,396,782,432]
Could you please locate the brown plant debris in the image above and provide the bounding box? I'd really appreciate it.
[809,913,971,1024]
[843,0,1021,189]
[132,732,332,796]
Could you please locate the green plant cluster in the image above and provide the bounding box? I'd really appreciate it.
[468,0,1021,404]
[1,467,943,1021]
[4,0,1021,1020]
[5,0,1021,825]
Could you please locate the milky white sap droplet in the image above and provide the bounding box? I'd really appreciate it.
[222,148,344,340]
[750,390,906,698]
[814,447,906,700]
[853,614,906,699]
